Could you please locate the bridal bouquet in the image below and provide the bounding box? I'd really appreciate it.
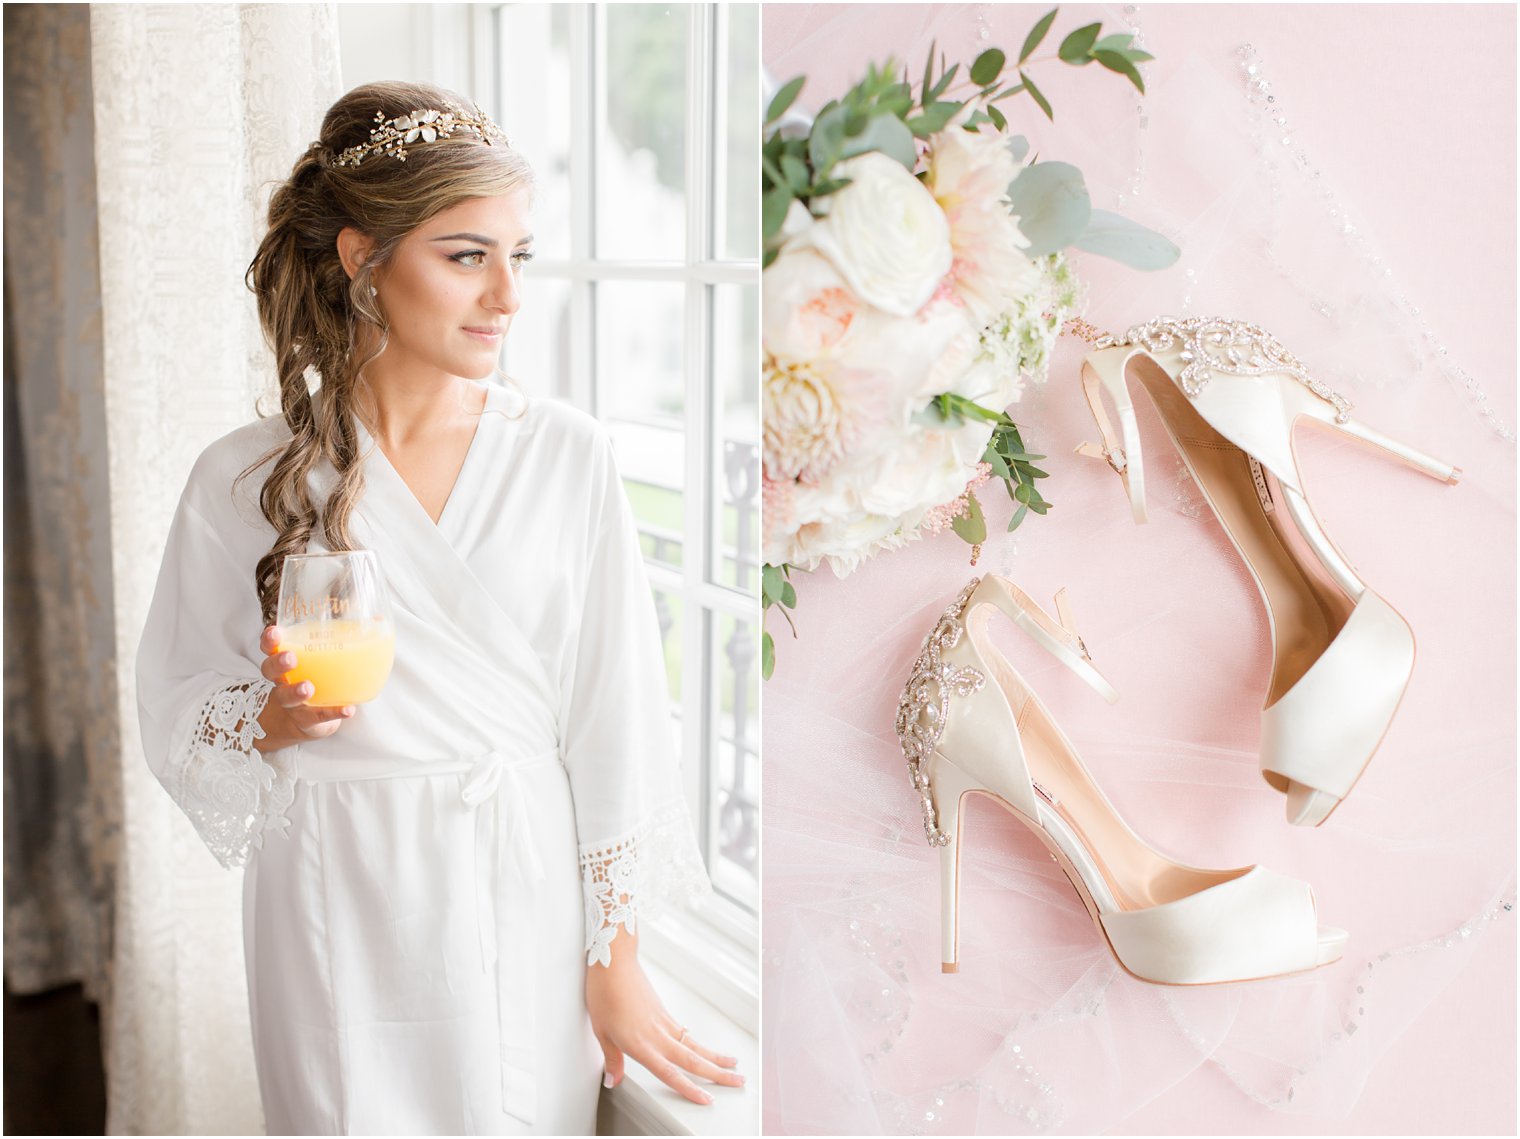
[762,8,1178,677]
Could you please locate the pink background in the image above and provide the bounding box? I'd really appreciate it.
[762,4,1515,1134]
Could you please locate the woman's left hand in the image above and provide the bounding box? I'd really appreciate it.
[585,932,744,1106]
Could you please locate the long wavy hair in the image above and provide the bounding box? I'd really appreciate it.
[240,81,533,625]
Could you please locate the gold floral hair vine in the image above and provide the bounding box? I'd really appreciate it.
[328,101,510,168]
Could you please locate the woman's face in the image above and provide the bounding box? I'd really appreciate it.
[365,188,534,382]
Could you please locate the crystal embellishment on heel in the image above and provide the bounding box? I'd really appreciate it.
[1097,315,1353,423]
[895,577,985,847]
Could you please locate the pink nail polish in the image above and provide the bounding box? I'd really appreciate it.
[602,1072,614,1089]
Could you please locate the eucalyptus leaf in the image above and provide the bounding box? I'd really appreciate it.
[808,103,849,171]
[762,564,785,605]
[839,112,917,169]
[762,185,793,241]
[981,445,1012,479]
[762,631,775,679]
[1019,8,1058,64]
[1058,22,1102,63]
[1093,32,1134,52]
[1008,503,1030,531]
[1092,48,1145,92]
[1021,68,1054,121]
[908,99,962,139]
[766,76,805,125]
[1006,160,1091,255]
[1127,49,1156,63]
[927,64,960,103]
[779,153,809,192]
[880,84,914,117]
[987,104,1007,131]
[922,39,936,106]
[760,151,785,190]
[970,47,1006,85]
[780,581,797,609]
[951,491,987,545]
[1071,208,1180,269]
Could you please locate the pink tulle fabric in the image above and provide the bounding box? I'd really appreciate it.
[762,5,1516,1134]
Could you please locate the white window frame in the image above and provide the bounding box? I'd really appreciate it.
[482,2,760,1030]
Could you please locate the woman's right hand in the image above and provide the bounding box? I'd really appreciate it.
[253,624,355,752]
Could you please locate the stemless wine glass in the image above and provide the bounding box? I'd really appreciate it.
[275,550,396,707]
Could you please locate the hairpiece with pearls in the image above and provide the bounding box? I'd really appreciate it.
[328,101,510,169]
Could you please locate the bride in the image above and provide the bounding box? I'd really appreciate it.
[135,80,741,1135]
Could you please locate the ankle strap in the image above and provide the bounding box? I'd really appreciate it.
[1076,345,1148,524]
[966,576,1119,704]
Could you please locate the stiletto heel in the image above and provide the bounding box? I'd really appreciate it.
[1325,414,1462,484]
[933,753,982,973]
[897,576,1346,984]
[938,839,959,973]
[1076,316,1458,826]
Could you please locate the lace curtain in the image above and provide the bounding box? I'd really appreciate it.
[3,5,341,1133]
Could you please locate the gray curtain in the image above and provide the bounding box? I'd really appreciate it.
[2,0,118,1008]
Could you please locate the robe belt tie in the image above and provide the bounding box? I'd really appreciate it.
[458,747,559,1128]
[291,747,560,1126]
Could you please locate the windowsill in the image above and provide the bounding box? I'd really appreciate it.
[597,958,758,1136]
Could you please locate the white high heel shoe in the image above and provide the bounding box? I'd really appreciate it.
[1076,316,1459,826]
[896,575,1346,984]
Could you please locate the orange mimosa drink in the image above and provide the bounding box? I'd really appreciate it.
[279,619,396,707]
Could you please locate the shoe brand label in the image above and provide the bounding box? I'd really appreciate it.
[1031,779,1059,806]
[1248,456,1276,514]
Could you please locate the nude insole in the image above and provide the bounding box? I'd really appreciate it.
[1129,357,1356,705]
[969,608,1245,913]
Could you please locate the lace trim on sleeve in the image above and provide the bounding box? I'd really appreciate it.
[161,678,294,870]
[579,798,712,967]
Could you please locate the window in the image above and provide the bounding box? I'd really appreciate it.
[491,3,761,1022]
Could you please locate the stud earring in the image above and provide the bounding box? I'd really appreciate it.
[370,286,378,297]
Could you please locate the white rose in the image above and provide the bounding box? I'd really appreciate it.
[803,152,953,317]
[852,418,986,521]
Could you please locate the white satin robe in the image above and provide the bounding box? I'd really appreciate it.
[135,380,710,1135]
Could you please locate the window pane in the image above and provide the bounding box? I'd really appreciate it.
[715,4,759,261]
[597,4,686,261]
[710,609,759,910]
[496,4,573,259]
[503,275,571,401]
[619,451,684,569]
[710,283,759,593]
[595,279,684,423]
[596,278,685,567]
